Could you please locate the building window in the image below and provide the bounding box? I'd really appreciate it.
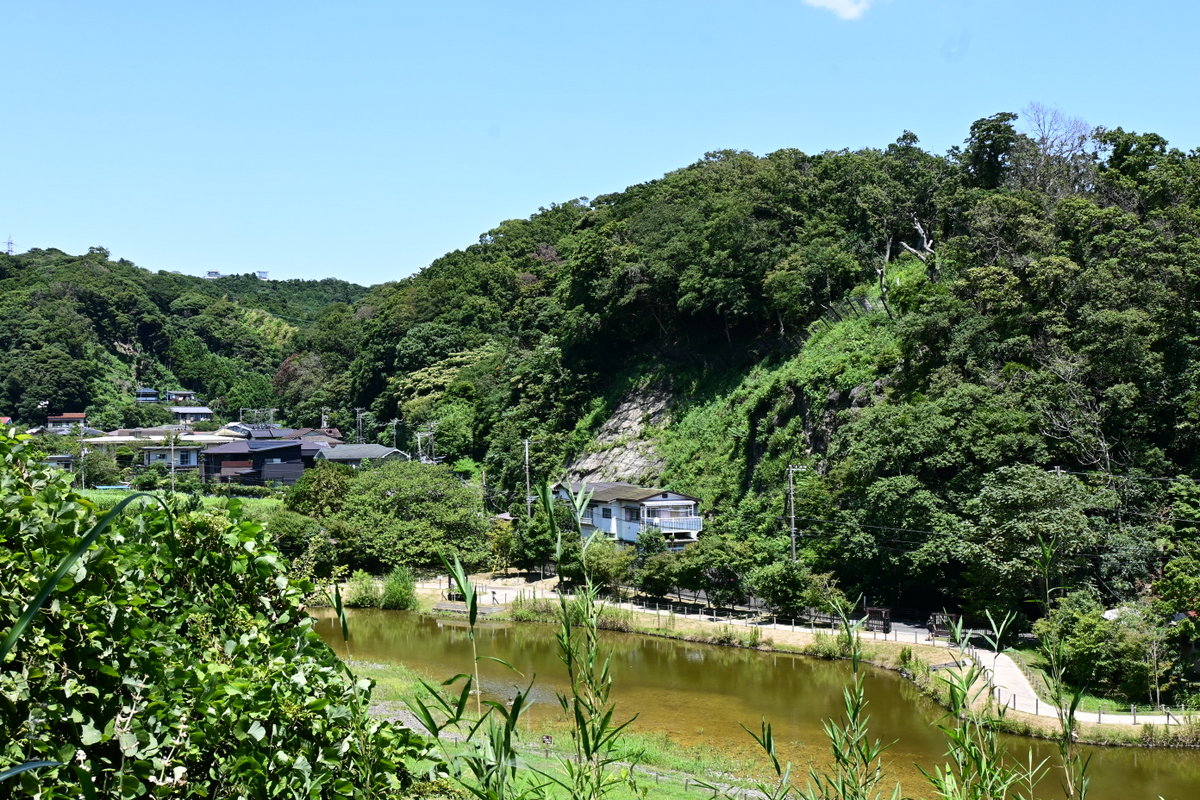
[601,508,612,519]
[624,508,638,522]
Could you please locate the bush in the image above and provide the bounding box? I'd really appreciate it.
[206,481,282,498]
[285,460,354,518]
[265,508,322,561]
[380,565,418,610]
[0,430,429,797]
[335,460,489,572]
[344,569,381,608]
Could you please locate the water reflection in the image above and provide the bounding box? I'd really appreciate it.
[312,609,1199,799]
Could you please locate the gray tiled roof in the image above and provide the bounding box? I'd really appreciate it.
[317,444,404,461]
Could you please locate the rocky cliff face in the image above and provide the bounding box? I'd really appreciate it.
[566,384,671,484]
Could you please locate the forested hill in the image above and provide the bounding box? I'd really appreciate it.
[296,111,1200,614]
[9,110,1200,615]
[0,246,367,426]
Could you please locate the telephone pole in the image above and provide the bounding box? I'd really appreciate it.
[523,438,534,518]
[386,418,400,449]
[354,408,366,444]
[786,465,806,562]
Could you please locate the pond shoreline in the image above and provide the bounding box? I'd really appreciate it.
[411,588,1200,750]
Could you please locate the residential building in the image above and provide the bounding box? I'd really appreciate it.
[202,440,302,485]
[46,412,87,432]
[171,406,214,424]
[134,387,160,404]
[553,481,702,549]
[164,390,199,404]
[315,443,407,469]
[40,453,75,471]
[141,445,202,470]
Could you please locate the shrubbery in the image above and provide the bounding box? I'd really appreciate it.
[0,430,430,797]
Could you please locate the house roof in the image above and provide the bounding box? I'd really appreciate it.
[292,427,345,441]
[248,427,300,439]
[48,412,87,420]
[171,406,213,414]
[317,444,403,461]
[560,481,699,504]
[83,433,236,446]
[0,416,11,425]
[203,440,300,455]
[111,425,188,436]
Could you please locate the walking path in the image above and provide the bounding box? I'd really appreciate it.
[416,576,1194,728]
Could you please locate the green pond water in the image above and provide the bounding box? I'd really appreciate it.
[313,609,1200,799]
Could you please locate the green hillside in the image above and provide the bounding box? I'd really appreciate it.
[0,247,367,428]
[301,112,1200,617]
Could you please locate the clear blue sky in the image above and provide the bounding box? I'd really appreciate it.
[4,1,1197,287]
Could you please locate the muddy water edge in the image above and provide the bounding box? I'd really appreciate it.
[312,609,1200,799]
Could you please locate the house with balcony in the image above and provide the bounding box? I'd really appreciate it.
[141,445,202,470]
[46,412,88,432]
[553,481,702,550]
[171,406,213,424]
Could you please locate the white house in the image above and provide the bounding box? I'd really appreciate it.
[141,445,202,470]
[553,481,702,550]
[171,406,213,423]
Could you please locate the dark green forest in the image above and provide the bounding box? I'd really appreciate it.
[0,247,366,426]
[6,110,1200,647]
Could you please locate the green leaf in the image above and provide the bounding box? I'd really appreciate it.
[80,721,102,745]
[248,720,267,742]
[0,492,173,662]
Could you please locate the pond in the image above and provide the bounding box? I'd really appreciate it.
[313,609,1200,799]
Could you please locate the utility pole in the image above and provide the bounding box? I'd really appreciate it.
[170,433,176,493]
[386,418,400,449]
[415,424,438,463]
[786,465,806,562]
[354,408,366,444]
[523,438,533,518]
[320,407,330,429]
[78,424,87,490]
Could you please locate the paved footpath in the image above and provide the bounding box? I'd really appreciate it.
[417,577,1192,728]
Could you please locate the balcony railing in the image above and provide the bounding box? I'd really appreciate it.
[644,516,703,532]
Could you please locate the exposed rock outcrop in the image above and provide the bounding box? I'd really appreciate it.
[567,384,670,484]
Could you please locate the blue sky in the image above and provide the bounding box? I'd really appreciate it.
[4,1,1198,286]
